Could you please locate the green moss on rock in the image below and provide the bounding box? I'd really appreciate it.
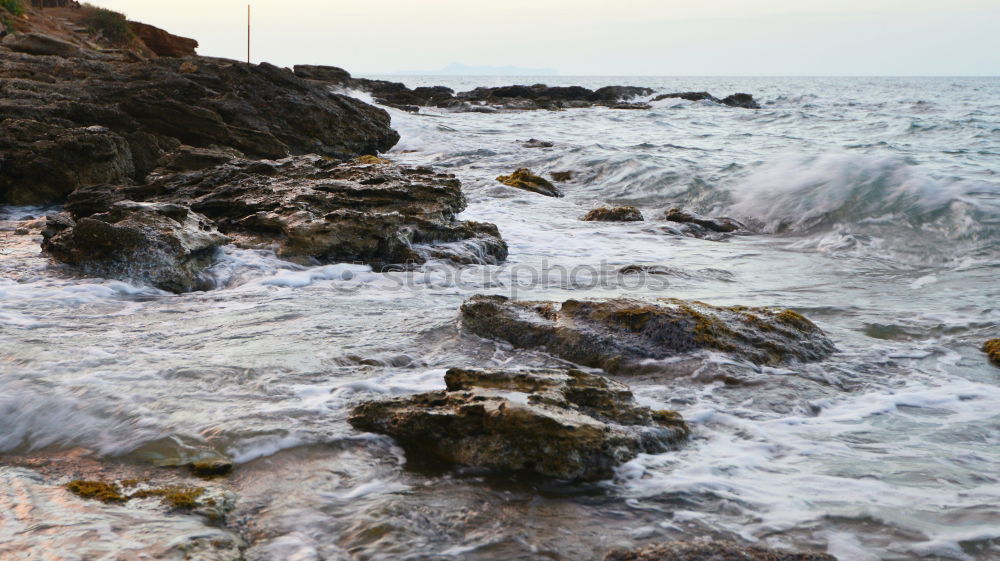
[496,168,562,197]
[582,206,644,222]
[983,339,1000,365]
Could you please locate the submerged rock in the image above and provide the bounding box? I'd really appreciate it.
[664,207,744,233]
[662,207,747,239]
[521,138,554,148]
[983,339,1000,366]
[721,93,761,109]
[461,295,835,371]
[550,170,575,182]
[603,541,836,561]
[496,168,563,197]
[42,201,227,293]
[63,154,507,269]
[582,206,644,222]
[653,91,760,109]
[349,367,689,481]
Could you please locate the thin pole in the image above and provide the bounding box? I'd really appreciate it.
[247,4,251,64]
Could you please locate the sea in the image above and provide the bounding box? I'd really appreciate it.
[1,76,999,561]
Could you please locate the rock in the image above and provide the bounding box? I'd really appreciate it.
[42,201,228,293]
[128,21,198,57]
[721,92,760,109]
[603,541,836,561]
[496,168,562,197]
[652,91,760,109]
[983,339,1000,365]
[664,207,745,233]
[594,86,654,101]
[66,154,508,268]
[188,460,233,479]
[521,138,554,148]
[582,206,644,222]
[0,120,135,205]
[2,32,85,58]
[550,170,574,182]
[0,50,399,203]
[349,367,689,481]
[653,91,717,103]
[460,295,836,371]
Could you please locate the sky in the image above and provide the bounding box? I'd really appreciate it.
[89,0,1000,76]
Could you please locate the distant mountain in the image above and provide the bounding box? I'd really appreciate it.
[395,63,558,76]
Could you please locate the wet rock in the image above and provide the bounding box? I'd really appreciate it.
[67,154,508,268]
[128,21,198,57]
[188,460,233,479]
[594,86,654,101]
[603,541,836,561]
[0,49,399,203]
[0,120,135,204]
[653,91,760,109]
[983,339,1000,365]
[2,32,86,58]
[496,168,562,197]
[582,206,644,222]
[461,295,835,371]
[42,201,227,292]
[653,91,717,103]
[664,207,746,233]
[721,92,761,109]
[550,170,574,182]
[349,367,689,481]
[521,138,554,148]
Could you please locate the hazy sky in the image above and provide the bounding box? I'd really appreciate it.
[91,0,999,75]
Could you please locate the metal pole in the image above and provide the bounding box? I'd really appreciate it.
[247,4,251,64]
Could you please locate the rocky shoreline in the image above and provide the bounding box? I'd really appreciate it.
[0,5,846,561]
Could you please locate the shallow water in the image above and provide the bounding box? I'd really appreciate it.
[2,76,999,560]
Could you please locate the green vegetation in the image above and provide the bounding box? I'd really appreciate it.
[983,339,1000,365]
[81,3,134,45]
[0,0,25,17]
[66,479,208,510]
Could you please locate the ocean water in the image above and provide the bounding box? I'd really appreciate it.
[1,76,999,561]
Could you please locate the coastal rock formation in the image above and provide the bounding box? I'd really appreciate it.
[983,339,1000,365]
[0,49,399,204]
[496,168,563,197]
[293,66,662,111]
[0,122,135,204]
[582,206,644,222]
[349,367,689,481]
[461,295,835,371]
[127,21,199,57]
[663,207,747,239]
[654,91,761,109]
[603,541,836,561]
[63,153,508,269]
[2,32,86,57]
[42,201,227,293]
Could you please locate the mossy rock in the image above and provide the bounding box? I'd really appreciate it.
[66,479,209,511]
[983,339,1000,366]
[350,368,689,481]
[354,154,391,165]
[582,206,644,222]
[461,295,836,372]
[496,168,562,197]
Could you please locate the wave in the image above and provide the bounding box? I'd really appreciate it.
[719,152,1000,242]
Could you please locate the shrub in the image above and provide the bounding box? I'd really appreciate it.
[0,0,25,17]
[81,3,134,45]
